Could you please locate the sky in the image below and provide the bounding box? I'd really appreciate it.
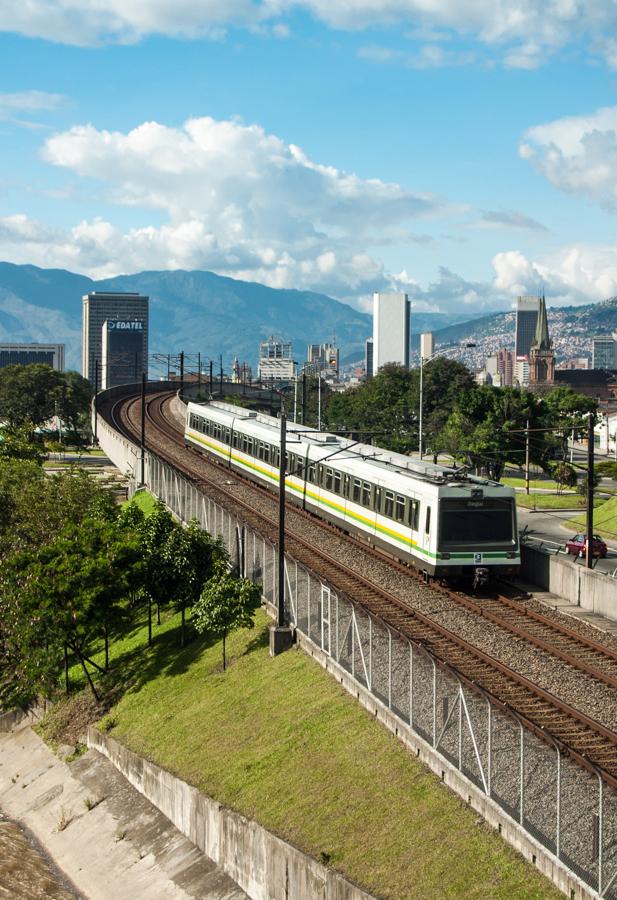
[2,2,617,317]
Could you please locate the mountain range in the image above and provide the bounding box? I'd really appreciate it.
[0,262,613,373]
[0,263,485,372]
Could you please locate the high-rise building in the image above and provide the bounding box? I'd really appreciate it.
[101,320,145,389]
[0,342,65,371]
[515,296,541,359]
[485,348,514,386]
[258,335,296,381]
[306,340,339,378]
[372,292,410,375]
[82,291,149,389]
[592,335,617,370]
[420,332,435,360]
[364,338,373,379]
[513,359,529,386]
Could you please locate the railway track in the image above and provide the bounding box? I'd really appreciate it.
[108,388,617,786]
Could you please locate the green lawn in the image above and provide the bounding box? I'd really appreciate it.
[516,493,601,510]
[566,495,617,542]
[40,606,560,899]
[503,476,563,491]
[125,488,158,516]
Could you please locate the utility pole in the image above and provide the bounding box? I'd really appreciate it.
[301,372,306,426]
[219,356,224,398]
[270,404,293,656]
[93,358,99,443]
[525,419,531,495]
[140,371,146,486]
[179,351,184,396]
[586,411,595,570]
[197,352,201,391]
[209,360,213,395]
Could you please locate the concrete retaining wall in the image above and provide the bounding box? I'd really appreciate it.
[87,728,374,900]
[0,701,50,733]
[521,544,617,619]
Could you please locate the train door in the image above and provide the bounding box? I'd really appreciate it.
[420,500,433,566]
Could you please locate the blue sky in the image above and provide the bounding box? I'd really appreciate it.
[2,2,617,315]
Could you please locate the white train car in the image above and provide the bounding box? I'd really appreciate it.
[185,401,520,583]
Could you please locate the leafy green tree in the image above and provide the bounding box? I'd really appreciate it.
[55,370,93,432]
[550,461,577,494]
[0,426,44,463]
[193,562,261,670]
[0,364,61,429]
[137,500,178,643]
[162,520,224,647]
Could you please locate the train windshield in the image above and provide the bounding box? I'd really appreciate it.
[438,497,515,548]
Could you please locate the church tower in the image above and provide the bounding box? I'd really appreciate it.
[528,294,555,386]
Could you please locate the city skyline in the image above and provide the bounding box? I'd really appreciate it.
[2,6,617,317]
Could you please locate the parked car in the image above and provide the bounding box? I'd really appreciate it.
[565,533,608,558]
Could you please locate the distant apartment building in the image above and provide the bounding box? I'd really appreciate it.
[232,358,253,384]
[364,338,373,379]
[515,296,541,359]
[306,341,339,379]
[258,335,296,381]
[592,335,617,370]
[513,358,530,386]
[486,348,514,386]
[82,291,149,389]
[0,342,65,371]
[557,357,589,370]
[420,332,435,360]
[101,319,145,389]
[372,292,410,375]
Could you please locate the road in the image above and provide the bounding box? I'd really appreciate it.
[517,505,617,576]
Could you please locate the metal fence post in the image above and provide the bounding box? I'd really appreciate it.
[388,629,392,709]
[409,642,413,730]
[487,700,492,797]
[432,659,437,748]
[556,748,561,860]
[520,723,525,825]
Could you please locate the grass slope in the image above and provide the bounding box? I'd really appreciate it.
[65,609,559,899]
[567,494,617,542]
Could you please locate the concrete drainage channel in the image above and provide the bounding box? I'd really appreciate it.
[87,727,374,900]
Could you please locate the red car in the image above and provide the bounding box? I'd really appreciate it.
[565,533,608,558]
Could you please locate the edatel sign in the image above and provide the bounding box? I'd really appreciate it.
[107,320,143,331]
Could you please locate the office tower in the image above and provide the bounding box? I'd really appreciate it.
[258,335,296,381]
[364,338,373,379]
[306,340,339,378]
[515,296,541,359]
[372,292,410,374]
[513,359,529,386]
[592,335,617,370]
[420,332,435,360]
[82,291,149,389]
[485,348,514,386]
[0,342,65,371]
[101,320,145,389]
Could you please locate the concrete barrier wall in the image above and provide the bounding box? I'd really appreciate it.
[0,701,50,734]
[521,544,617,619]
[87,728,374,900]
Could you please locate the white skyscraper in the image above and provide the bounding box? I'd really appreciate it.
[420,332,435,360]
[372,292,410,375]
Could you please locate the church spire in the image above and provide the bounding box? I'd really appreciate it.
[532,293,551,352]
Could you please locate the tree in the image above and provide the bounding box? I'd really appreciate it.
[136,500,178,643]
[550,461,577,494]
[54,370,93,433]
[0,364,61,429]
[162,520,224,647]
[193,562,261,670]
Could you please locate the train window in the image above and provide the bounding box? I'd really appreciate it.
[325,468,333,490]
[225,428,230,444]
[333,471,341,494]
[384,491,394,518]
[308,465,316,483]
[296,458,304,478]
[352,479,361,503]
[395,495,405,523]
[374,486,381,511]
[425,505,431,535]
[273,449,280,468]
[409,499,419,530]
[362,482,372,507]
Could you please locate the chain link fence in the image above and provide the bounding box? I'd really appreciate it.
[143,450,617,898]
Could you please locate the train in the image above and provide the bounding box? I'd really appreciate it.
[184,400,520,585]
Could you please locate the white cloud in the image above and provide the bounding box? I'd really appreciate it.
[28,115,441,292]
[2,0,617,68]
[520,105,617,208]
[0,90,65,127]
[476,209,548,231]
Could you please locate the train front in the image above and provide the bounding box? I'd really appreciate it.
[436,482,520,587]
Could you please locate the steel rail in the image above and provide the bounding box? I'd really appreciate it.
[107,388,617,789]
